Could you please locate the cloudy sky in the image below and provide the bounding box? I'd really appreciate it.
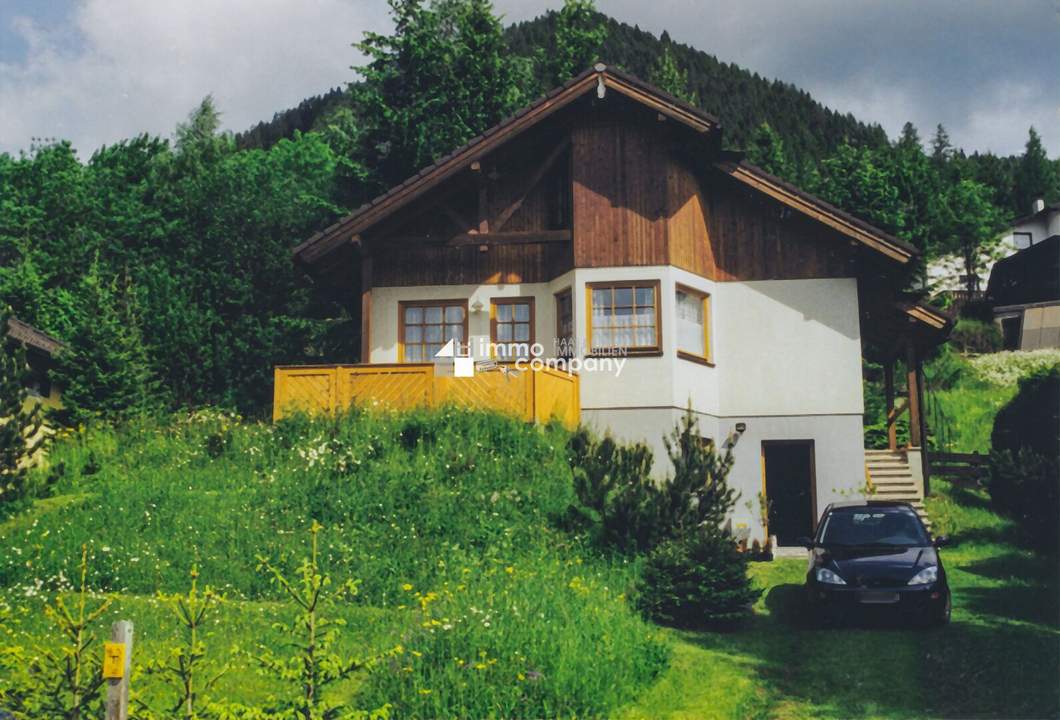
[1,0,1057,158]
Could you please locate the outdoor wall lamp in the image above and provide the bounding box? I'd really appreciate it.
[471,299,485,313]
[735,422,747,433]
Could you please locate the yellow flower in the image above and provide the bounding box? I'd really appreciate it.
[419,688,432,695]
[505,566,514,574]
[517,672,526,681]
[402,583,413,591]
[474,662,487,670]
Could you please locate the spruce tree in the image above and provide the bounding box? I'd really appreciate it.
[52,263,161,425]
[1014,127,1059,214]
[0,306,44,507]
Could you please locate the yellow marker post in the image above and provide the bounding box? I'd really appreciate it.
[105,620,133,720]
[102,642,126,679]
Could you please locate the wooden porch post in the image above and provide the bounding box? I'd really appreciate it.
[360,254,373,363]
[915,352,931,495]
[883,359,897,450]
[905,344,922,448]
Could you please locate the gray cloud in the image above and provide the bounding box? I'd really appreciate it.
[0,0,1056,157]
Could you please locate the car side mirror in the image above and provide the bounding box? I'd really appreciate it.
[796,536,815,549]
[933,535,950,548]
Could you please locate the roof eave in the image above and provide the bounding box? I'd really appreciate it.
[714,160,919,265]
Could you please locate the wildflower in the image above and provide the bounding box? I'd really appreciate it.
[505,566,514,575]
[402,583,413,592]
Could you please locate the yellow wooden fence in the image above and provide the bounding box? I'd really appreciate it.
[273,363,580,428]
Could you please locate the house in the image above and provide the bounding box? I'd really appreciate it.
[1003,199,1060,251]
[5,317,64,410]
[285,65,950,546]
[927,198,1060,306]
[987,233,1060,350]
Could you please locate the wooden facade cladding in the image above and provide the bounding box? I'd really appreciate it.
[571,121,670,268]
[568,115,857,281]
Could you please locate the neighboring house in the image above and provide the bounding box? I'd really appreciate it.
[927,199,1060,303]
[1003,199,1060,251]
[286,65,950,546]
[987,234,1060,350]
[5,317,64,410]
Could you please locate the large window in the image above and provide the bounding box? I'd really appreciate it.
[491,297,534,358]
[400,300,467,362]
[555,289,573,358]
[676,285,711,363]
[587,281,660,353]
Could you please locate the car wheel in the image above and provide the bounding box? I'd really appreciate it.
[932,595,951,627]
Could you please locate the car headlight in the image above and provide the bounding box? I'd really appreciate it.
[907,566,938,586]
[816,567,846,585]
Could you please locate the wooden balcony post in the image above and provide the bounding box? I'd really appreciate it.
[906,344,922,448]
[360,254,373,363]
[883,359,897,450]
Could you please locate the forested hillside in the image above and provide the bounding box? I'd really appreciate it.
[2,0,1058,424]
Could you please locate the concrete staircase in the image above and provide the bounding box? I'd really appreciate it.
[864,449,931,530]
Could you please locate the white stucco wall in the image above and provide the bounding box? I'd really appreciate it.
[713,278,864,416]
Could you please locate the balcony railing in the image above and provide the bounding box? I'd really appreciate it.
[273,362,579,428]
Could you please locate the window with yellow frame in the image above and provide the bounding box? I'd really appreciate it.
[586,281,661,354]
[675,284,711,364]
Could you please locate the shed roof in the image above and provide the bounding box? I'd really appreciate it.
[5,318,65,356]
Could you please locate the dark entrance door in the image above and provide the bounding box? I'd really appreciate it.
[763,440,816,546]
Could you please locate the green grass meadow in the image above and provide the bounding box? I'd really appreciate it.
[1,408,1057,718]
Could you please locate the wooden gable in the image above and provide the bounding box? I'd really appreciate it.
[295,65,917,292]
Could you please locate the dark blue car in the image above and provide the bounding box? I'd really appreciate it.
[801,501,951,626]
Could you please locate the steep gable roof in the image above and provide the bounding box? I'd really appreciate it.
[294,64,918,268]
[294,64,719,265]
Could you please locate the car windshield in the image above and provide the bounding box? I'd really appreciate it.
[818,508,928,547]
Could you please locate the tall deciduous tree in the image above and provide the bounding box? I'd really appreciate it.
[650,45,696,104]
[935,179,1006,293]
[542,0,606,87]
[354,0,531,186]
[813,141,905,237]
[747,122,791,179]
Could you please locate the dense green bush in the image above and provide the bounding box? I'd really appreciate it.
[990,367,1060,460]
[949,318,1002,354]
[987,368,1060,553]
[635,528,761,628]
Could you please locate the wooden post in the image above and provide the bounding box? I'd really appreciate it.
[905,344,922,448]
[360,255,373,364]
[105,620,133,720]
[883,359,896,450]
[916,356,931,495]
